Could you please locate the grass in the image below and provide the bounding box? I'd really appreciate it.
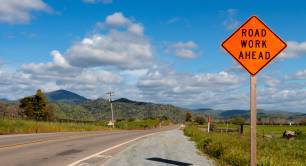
[115,119,172,130]
[0,119,108,134]
[0,118,173,135]
[184,124,306,166]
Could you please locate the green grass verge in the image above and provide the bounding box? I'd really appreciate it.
[184,125,306,166]
[0,119,108,134]
[115,119,171,130]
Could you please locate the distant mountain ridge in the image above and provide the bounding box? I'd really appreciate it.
[45,89,88,103]
[192,108,305,119]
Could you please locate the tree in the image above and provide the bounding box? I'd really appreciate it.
[20,89,48,121]
[231,117,245,125]
[0,102,7,118]
[185,112,192,122]
[6,105,20,119]
[20,96,35,119]
[194,116,206,124]
[46,103,58,121]
[33,89,48,120]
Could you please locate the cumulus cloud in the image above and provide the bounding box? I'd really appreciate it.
[57,12,150,69]
[279,41,306,59]
[105,12,144,35]
[66,32,152,69]
[105,12,129,26]
[166,41,199,58]
[0,0,50,24]
[23,12,152,72]
[21,50,77,78]
[137,67,245,108]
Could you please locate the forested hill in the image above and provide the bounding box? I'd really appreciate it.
[45,89,88,103]
[43,90,187,122]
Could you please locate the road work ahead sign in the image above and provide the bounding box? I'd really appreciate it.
[222,16,287,75]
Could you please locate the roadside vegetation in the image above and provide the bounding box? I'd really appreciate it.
[184,122,306,166]
[0,119,109,134]
[115,117,172,130]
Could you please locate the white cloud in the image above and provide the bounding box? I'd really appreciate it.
[288,69,306,80]
[137,67,245,108]
[223,9,240,30]
[167,41,199,58]
[105,12,144,36]
[279,41,306,59]
[105,12,129,26]
[83,0,113,4]
[21,50,77,78]
[62,12,151,69]
[66,31,152,69]
[128,23,144,36]
[0,0,49,24]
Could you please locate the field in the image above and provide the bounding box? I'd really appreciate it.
[184,124,306,166]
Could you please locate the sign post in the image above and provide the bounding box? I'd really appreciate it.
[207,116,211,133]
[250,75,256,166]
[221,16,286,166]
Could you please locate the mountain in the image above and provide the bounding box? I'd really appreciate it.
[45,89,88,103]
[220,110,249,118]
[0,98,9,102]
[192,108,305,120]
[81,98,187,122]
[42,90,187,122]
[113,98,146,105]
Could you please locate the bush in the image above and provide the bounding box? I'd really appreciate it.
[194,116,206,124]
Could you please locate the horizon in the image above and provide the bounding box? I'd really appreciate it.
[1,1,306,112]
[2,88,305,114]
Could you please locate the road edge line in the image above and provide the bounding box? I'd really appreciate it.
[66,132,160,166]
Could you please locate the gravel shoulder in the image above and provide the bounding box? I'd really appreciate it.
[103,129,214,166]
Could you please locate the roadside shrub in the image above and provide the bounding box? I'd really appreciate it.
[194,116,206,125]
[128,118,136,122]
[206,142,224,159]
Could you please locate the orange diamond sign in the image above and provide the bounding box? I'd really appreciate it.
[222,16,287,75]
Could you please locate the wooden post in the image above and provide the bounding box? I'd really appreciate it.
[250,75,257,166]
[207,116,211,133]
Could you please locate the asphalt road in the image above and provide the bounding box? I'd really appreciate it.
[0,126,176,166]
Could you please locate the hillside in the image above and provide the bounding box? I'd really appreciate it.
[192,108,305,123]
[45,89,88,103]
[42,90,187,122]
[81,98,187,122]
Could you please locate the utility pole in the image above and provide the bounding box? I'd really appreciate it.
[106,91,115,128]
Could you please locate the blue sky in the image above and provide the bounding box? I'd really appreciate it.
[1,0,306,112]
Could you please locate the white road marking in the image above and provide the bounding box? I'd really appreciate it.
[67,132,159,166]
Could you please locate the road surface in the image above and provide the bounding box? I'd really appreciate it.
[0,126,176,166]
[104,129,214,166]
